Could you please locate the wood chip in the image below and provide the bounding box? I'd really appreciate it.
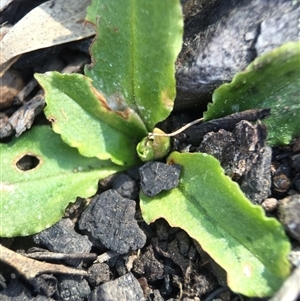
[0,0,95,75]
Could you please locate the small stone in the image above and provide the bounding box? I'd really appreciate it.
[78,190,146,254]
[30,274,57,298]
[88,273,145,301]
[288,248,300,267]
[87,263,110,287]
[0,277,55,301]
[111,173,139,200]
[139,161,182,197]
[279,194,300,242]
[57,275,90,301]
[33,218,92,267]
[245,31,255,41]
[133,245,164,281]
[261,198,278,212]
[273,174,291,193]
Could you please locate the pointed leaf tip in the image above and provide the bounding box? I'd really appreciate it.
[204,42,300,146]
[85,0,183,130]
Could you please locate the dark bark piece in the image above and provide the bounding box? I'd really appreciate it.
[9,94,45,137]
[181,108,270,146]
[111,173,139,200]
[175,0,298,110]
[197,129,236,170]
[14,78,39,105]
[198,120,267,178]
[240,146,272,203]
[0,94,45,138]
[33,218,92,267]
[0,113,13,138]
[78,190,146,254]
[133,245,165,282]
[279,194,300,242]
[87,263,110,287]
[139,161,182,197]
[198,120,271,203]
[88,272,145,301]
[0,55,84,138]
[57,275,90,301]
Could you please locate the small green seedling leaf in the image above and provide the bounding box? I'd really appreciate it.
[0,126,123,237]
[140,152,291,296]
[35,72,146,166]
[204,42,300,146]
[85,0,183,131]
[137,128,171,162]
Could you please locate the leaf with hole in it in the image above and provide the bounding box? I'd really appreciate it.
[204,42,300,146]
[140,152,291,297]
[85,0,183,131]
[0,126,122,237]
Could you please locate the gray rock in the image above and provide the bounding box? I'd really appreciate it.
[78,190,146,254]
[175,0,299,110]
[88,273,145,301]
[33,218,92,267]
[139,161,182,197]
[57,275,91,301]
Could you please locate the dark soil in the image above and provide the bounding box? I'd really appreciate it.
[1,1,299,301]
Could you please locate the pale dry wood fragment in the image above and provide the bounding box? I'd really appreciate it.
[0,0,95,75]
[0,244,87,279]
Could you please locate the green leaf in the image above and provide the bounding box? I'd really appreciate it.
[140,152,291,297]
[35,72,146,166]
[204,42,300,146]
[85,0,183,131]
[0,126,122,237]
